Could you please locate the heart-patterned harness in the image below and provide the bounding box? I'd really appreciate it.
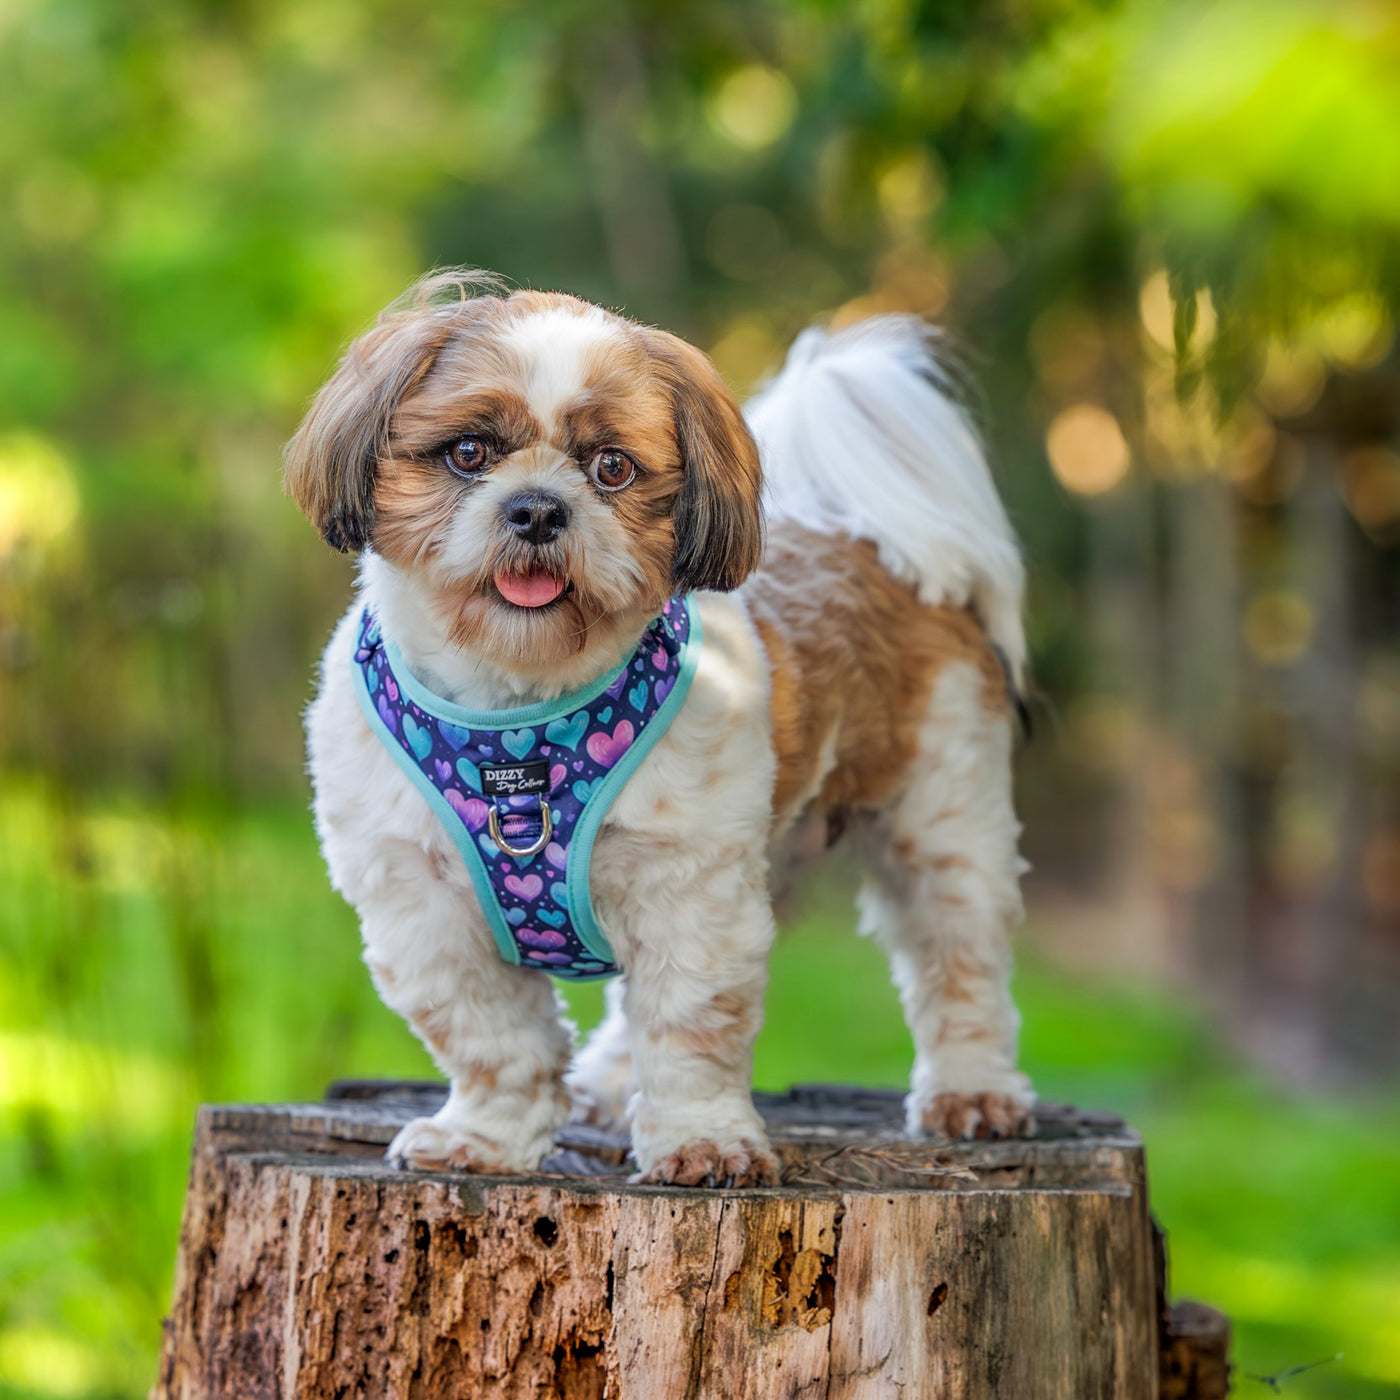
[351,594,700,980]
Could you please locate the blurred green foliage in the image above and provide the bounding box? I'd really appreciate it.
[3,0,1400,1395]
[3,0,1400,799]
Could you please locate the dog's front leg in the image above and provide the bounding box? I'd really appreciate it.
[354,850,573,1174]
[618,861,779,1188]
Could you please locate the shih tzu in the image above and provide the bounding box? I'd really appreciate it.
[286,271,1032,1187]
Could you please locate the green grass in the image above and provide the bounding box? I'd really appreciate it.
[1,779,1397,1398]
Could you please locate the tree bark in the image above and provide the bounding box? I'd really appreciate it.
[156,1083,1228,1399]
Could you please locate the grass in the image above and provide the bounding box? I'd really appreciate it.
[1,777,1397,1398]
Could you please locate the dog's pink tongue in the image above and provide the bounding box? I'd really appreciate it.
[495,570,566,608]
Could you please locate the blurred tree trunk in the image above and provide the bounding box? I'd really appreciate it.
[1164,474,1251,1000]
[574,12,683,303]
[1086,476,1167,973]
[1238,440,1365,1079]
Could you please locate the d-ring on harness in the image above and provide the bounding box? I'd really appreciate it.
[487,799,551,859]
[351,594,701,981]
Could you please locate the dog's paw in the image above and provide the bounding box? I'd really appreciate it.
[632,1138,780,1188]
[915,1091,1035,1142]
[386,1115,535,1174]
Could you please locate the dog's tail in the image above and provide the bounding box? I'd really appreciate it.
[744,316,1026,686]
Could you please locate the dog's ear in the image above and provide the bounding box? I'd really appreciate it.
[639,328,764,593]
[284,312,456,552]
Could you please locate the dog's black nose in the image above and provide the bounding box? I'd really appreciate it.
[503,492,570,545]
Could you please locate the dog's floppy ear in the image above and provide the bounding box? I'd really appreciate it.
[284,312,455,553]
[640,328,764,593]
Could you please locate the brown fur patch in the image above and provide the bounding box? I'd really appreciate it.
[284,312,464,551]
[934,950,996,1009]
[636,1139,781,1187]
[521,1059,561,1098]
[409,1008,459,1060]
[471,1061,503,1092]
[424,844,456,882]
[630,325,764,593]
[390,385,540,460]
[745,524,1011,833]
[436,1144,513,1174]
[920,1092,1031,1141]
[930,854,973,872]
[648,989,761,1066]
[564,340,679,470]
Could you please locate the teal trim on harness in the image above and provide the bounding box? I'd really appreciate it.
[382,638,632,731]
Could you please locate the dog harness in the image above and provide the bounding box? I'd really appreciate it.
[351,595,701,981]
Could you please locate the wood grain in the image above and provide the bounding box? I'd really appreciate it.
[156,1084,1226,1399]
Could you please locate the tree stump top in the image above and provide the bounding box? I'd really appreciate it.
[216,1079,1144,1193]
[158,1084,1228,1399]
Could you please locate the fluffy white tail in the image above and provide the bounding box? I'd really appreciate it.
[744,316,1026,683]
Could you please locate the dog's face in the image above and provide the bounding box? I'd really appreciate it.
[285,274,762,678]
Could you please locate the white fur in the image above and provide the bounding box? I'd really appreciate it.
[501,305,623,430]
[745,316,1027,682]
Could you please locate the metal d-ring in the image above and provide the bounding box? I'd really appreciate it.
[487,796,552,859]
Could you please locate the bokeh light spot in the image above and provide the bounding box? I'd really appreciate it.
[1139,270,1175,351]
[707,66,797,150]
[1342,447,1400,532]
[1316,293,1394,369]
[1257,343,1326,417]
[0,1323,103,1398]
[1046,403,1131,495]
[1138,271,1215,353]
[1224,410,1277,485]
[0,431,81,557]
[708,315,783,397]
[876,150,943,233]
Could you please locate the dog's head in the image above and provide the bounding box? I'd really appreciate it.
[285,271,762,676]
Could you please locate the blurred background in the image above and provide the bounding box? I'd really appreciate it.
[1,0,1398,1394]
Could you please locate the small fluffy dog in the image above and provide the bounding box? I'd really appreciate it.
[287,271,1032,1186]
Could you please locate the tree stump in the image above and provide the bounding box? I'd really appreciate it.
[156,1083,1229,1398]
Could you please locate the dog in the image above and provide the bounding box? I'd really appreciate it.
[286,270,1032,1187]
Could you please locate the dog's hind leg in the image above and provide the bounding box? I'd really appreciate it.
[856,659,1034,1140]
[566,978,635,1131]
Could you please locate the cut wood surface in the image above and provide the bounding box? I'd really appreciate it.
[156,1083,1229,1399]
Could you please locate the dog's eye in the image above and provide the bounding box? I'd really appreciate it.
[445,437,488,477]
[589,450,636,491]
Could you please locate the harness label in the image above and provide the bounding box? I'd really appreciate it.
[481,760,550,797]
